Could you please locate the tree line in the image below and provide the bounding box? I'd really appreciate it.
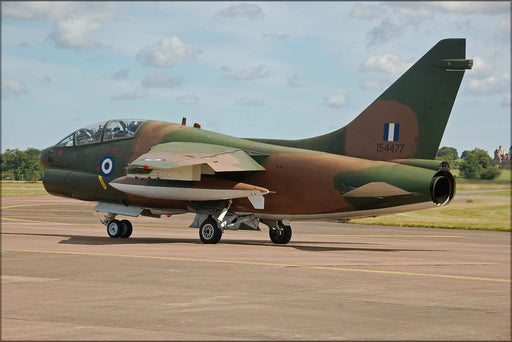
[1,148,45,181]
[436,146,502,180]
[0,146,504,182]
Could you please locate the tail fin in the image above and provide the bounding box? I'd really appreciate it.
[258,39,472,160]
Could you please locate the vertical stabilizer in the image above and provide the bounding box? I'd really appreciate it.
[254,39,472,161]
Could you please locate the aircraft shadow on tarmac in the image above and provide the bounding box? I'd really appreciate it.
[2,232,434,253]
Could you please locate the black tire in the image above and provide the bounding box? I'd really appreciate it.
[199,218,222,244]
[269,221,292,244]
[120,219,133,238]
[107,219,122,238]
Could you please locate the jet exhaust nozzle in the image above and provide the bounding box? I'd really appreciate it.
[430,171,455,205]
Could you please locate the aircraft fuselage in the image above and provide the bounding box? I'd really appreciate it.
[40,120,450,221]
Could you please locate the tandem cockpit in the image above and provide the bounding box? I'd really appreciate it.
[54,119,146,147]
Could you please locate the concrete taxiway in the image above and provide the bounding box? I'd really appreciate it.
[1,195,510,340]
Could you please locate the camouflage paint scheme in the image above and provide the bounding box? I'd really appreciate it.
[39,39,472,243]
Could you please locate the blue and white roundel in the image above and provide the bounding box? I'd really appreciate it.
[100,156,114,177]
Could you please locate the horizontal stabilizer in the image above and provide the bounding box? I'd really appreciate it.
[435,59,473,70]
[343,182,411,198]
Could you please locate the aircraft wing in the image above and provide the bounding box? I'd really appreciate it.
[127,142,266,181]
[111,142,269,209]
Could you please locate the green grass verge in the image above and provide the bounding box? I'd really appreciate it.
[454,169,511,191]
[0,181,47,195]
[1,181,45,188]
[1,189,48,195]
[350,199,510,231]
[471,190,511,197]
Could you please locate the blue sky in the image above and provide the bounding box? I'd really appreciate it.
[2,1,510,157]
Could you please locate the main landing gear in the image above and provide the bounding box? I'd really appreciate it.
[262,219,292,244]
[197,217,292,245]
[102,214,133,239]
[195,200,293,245]
[194,200,295,245]
[199,218,223,244]
[197,200,231,244]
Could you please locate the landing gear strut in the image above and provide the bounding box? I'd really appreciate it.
[195,200,258,244]
[197,200,232,244]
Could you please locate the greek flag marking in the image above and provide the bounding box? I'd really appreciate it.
[383,123,400,142]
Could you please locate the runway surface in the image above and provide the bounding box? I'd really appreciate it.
[1,195,510,340]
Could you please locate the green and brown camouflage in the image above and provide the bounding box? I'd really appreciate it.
[39,39,472,244]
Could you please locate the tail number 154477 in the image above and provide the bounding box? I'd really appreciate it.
[377,143,405,153]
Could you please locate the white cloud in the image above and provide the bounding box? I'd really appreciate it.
[222,65,273,81]
[471,56,495,78]
[216,3,264,19]
[136,36,199,68]
[325,93,348,108]
[235,98,265,106]
[425,2,509,15]
[2,2,117,21]
[48,16,102,49]
[393,6,433,20]
[141,72,184,88]
[366,17,403,47]
[4,2,118,50]
[467,72,510,95]
[364,2,509,48]
[176,94,199,104]
[360,80,381,90]
[2,80,29,98]
[110,87,147,100]
[359,54,412,75]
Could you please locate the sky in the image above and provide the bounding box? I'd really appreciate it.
[1,1,510,157]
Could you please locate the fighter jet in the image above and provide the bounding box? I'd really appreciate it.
[39,38,472,244]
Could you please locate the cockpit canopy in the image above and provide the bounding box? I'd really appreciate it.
[55,119,146,147]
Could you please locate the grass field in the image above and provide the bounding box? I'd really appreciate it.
[349,198,510,231]
[454,168,511,191]
[2,175,510,231]
[0,181,48,195]
[350,171,510,231]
